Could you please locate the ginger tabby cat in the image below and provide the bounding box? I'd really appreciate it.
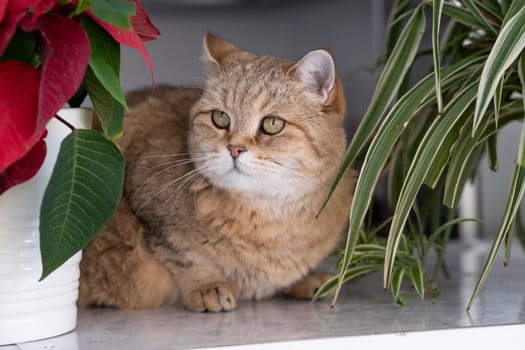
[78,33,357,312]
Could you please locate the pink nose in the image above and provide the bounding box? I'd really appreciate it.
[227,144,247,159]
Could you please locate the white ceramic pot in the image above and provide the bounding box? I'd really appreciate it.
[0,108,92,345]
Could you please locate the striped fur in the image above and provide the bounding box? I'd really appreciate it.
[79,34,357,312]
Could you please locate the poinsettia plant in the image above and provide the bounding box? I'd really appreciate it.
[0,0,159,279]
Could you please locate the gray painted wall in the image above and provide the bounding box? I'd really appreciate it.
[120,0,385,133]
[478,124,521,237]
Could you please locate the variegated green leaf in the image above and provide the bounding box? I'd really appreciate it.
[501,0,525,27]
[499,0,512,14]
[318,6,426,217]
[473,6,525,133]
[385,0,413,58]
[432,0,444,114]
[517,53,525,166]
[447,144,484,210]
[427,217,481,248]
[314,264,381,302]
[487,133,498,171]
[460,0,498,34]
[443,112,487,208]
[331,56,481,305]
[442,3,482,28]
[515,207,525,252]
[387,144,405,207]
[391,267,406,306]
[494,77,504,128]
[384,83,478,288]
[348,6,425,163]
[354,244,386,254]
[410,261,425,299]
[424,64,482,188]
[398,233,410,254]
[479,100,525,143]
[468,164,525,310]
[504,222,514,266]
[474,0,504,22]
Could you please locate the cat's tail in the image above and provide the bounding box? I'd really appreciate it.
[78,198,178,309]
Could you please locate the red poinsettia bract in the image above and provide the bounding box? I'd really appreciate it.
[0,0,159,194]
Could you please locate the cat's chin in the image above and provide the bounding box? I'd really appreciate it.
[207,169,315,202]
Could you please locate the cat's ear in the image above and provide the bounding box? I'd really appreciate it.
[204,32,241,65]
[290,50,336,105]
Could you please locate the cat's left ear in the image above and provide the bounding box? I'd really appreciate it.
[204,32,241,66]
[290,50,336,105]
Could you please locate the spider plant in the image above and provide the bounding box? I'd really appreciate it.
[316,0,525,310]
[314,213,481,306]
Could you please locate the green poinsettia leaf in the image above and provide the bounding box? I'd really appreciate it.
[81,16,120,75]
[39,130,124,280]
[90,0,135,29]
[68,85,88,108]
[84,67,124,140]
[71,0,91,16]
[81,17,126,108]
[1,29,36,62]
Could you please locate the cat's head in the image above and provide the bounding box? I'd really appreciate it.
[189,33,347,200]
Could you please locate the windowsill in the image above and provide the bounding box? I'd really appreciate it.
[9,240,525,349]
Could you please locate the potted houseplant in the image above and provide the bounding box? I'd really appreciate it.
[315,0,525,308]
[0,0,159,344]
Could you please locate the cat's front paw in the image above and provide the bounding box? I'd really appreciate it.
[183,282,237,312]
[287,271,332,299]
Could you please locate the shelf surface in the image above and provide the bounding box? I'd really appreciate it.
[9,241,525,349]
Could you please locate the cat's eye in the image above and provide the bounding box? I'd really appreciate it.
[211,110,230,129]
[261,116,285,135]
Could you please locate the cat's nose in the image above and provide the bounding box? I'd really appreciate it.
[227,144,247,159]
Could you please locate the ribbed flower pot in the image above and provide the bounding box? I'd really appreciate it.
[0,108,92,345]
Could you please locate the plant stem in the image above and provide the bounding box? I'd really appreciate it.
[54,114,76,131]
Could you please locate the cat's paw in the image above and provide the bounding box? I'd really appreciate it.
[183,282,237,312]
[287,271,332,299]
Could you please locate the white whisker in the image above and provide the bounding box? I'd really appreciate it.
[160,171,203,218]
[146,156,211,171]
[142,151,207,159]
[134,166,207,214]
[254,155,331,195]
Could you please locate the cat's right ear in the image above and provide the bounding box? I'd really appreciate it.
[289,50,336,106]
[203,32,241,66]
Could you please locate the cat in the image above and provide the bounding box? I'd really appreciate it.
[78,33,357,312]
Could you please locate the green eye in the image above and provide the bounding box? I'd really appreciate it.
[211,110,230,129]
[261,116,285,135]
